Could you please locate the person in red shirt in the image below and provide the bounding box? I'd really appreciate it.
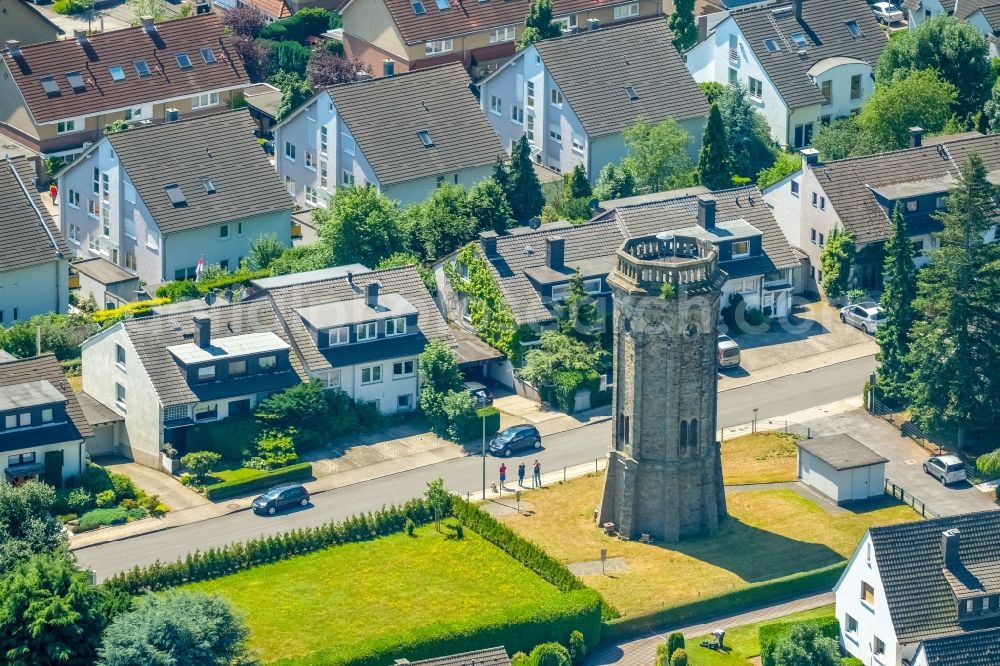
[499,463,507,489]
[49,183,58,205]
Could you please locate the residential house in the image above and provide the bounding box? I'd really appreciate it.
[477,19,708,178]
[340,0,663,79]
[244,82,283,136]
[834,510,1000,666]
[686,0,886,149]
[904,0,1000,56]
[213,0,293,21]
[0,155,69,322]
[73,257,142,311]
[911,628,1000,666]
[0,0,62,47]
[0,13,249,160]
[275,63,505,207]
[397,647,512,666]
[762,130,1000,292]
[58,109,292,292]
[435,185,797,384]
[1,353,91,484]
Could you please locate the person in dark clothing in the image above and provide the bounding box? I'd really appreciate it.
[532,460,541,487]
[517,462,526,487]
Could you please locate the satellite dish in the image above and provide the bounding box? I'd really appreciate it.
[528,217,541,230]
[588,198,600,212]
[204,291,216,305]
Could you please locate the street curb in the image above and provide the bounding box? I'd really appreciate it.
[719,351,875,393]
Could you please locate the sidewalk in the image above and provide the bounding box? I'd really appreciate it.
[719,339,876,392]
[493,394,611,436]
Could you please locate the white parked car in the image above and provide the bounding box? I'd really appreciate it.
[872,2,904,24]
[840,302,884,334]
[717,334,741,368]
[923,455,967,486]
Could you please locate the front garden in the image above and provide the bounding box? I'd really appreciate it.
[53,463,168,533]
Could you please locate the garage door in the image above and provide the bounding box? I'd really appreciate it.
[851,467,870,501]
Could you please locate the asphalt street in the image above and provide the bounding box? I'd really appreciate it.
[76,355,875,580]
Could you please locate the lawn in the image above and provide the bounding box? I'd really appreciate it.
[500,474,918,616]
[683,605,836,665]
[721,432,798,485]
[184,523,569,663]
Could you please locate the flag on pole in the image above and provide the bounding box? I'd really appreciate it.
[195,256,205,282]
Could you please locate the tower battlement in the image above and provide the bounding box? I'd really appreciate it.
[610,234,726,296]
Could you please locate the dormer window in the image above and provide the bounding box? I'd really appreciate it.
[229,360,247,377]
[732,240,750,258]
[41,408,53,423]
[357,322,377,341]
[259,355,277,372]
[328,327,349,346]
[197,366,216,382]
[385,317,407,336]
[906,200,919,212]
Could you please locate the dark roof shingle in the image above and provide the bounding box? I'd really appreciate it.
[2,13,248,124]
[0,156,67,273]
[405,646,512,666]
[532,19,708,138]
[0,354,92,443]
[917,628,1000,666]
[106,109,290,235]
[327,63,504,186]
[795,433,888,470]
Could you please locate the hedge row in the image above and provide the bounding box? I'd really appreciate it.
[601,562,847,642]
[203,462,313,500]
[92,298,172,325]
[759,616,840,666]
[195,269,272,294]
[103,498,437,595]
[272,588,604,666]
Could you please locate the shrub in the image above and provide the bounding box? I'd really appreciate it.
[156,280,200,301]
[69,464,114,495]
[404,518,415,536]
[760,617,840,666]
[76,507,130,531]
[442,389,478,441]
[669,649,688,666]
[245,430,299,470]
[95,489,117,508]
[568,630,586,665]
[52,0,91,14]
[92,298,172,326]
[151,503,169,517]
[745,307,766,327]
[181,451,222,483]
[531,643,571,666]
[186,416,259,463]
[138,493,161,513]
[841,659,864,666]
[202,462,312,501]
[109,472,138,501]
[478,406,501,438]
[58,513,78,523]
[56,487,94,514]
[666,633,685,659]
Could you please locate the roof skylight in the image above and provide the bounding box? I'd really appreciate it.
[624,85,639,101]
[200,47,217,64]
[40,76,60,96]
[165,184,187,207]
[109,65,126,81]
[65,71,86,92]
[434,0,449,10]
[763,38,780,53]
[411,0,426,13]
[790,32,807,47]
[417,130,434,147]
[845,20,863,38]
[134,60,151,77]
[202,177,216,194]
[176,53,193,69]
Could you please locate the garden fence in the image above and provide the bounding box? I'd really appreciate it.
[884,478,938,518]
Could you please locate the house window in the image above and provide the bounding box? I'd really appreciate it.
[284,141,296,162]
[115,382,126,409]
[613,2,638,20]
[342,170,355,187]
[115,343,126,368]
[320,126,328,154]
[17,412,30,427]
[936,195,947,209]
[728,67,737,85]
[361,365,382,384]
[526,115,535,142]
[201,47,217,63]
[101,173,110,202]
[69,223,80,243]
[550,89,563,107]
[393,360,415,377]
[511,105,524,124]
[551,283,570,301]
[906,200,918,212]
[819,232,825,246]
[191,92,219,109]
[845,20,863,38]
[425,39,453,55]
[820,80,832,104]
[123,181,136,204]
[285,176,295,195]
[819,197,826,211]
[490,25,515,42]
[747,77,763,99]
[385,317,407,336]
[549,125,562,143]
[397,394,413,410]
[845,614,858,635]
[259,355,277,372]
[356,322,377,341]
[791,32,807,47]
[194,403,218,421]
[341,132,356,155]
[57,119,77,134]
[41,408,53,423]
[124,107,144,121]
[305,186,319,206]
[125,252,136,270]
[490,95,502,116]
[583,278,602,294]
[873,637,885,656]
[228,359,247,377]
[763,38,779,53]
[220,224,230,238]
[732,240,750,258]
[861,581,875,606]
[320,163,328,188]
[197,366,217,382]
[304,151,315,169]
[572,135,585,153]
[790,180,800,196]
[739,278,757,293]
[526,81,535,108]
[325,369,342,388]
[101,208,111,238]
[327,326,349,345]
[850,74,862,100]
[794,123,814,148]
[176,52,193,69]
[145,229,159,250]
[3,415,15,429]
[810,228,817,244]
[67,189,80,208]
[92,167,100,194]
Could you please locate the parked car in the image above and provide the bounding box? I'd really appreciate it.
[489,424,541,457]
[463,381,494,407]
[251,483,310,515]
[840,302,884,334]
[923,455,967,486]
[717,334,741,368]
[871,2,904,24]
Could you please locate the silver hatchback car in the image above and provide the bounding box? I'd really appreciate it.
[840,302,884,334]
[923,455,967,486]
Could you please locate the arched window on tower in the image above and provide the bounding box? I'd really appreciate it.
[689,419,699,453]
[679,420,688,455]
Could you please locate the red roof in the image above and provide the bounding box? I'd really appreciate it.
[242,0,292,20]
[2,13,249,124]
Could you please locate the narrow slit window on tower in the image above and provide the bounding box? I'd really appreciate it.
[679,420,688,451]
[623,416,629,444]
[689,419,699,451]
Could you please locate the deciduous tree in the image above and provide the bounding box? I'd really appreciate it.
[622,116,695,193]
[0,481,65,573]
[221,5,266,38]
[668,0,697,52]
[716,83,774,180]
[306,50,370,87]
[858,69,957,150]
[246,233,286,271]
[517,0,561,50]
[875,203,918,401]
[270,71,313,121]
[467,177,515,235]
[770,624,839,666]
[593,163,636,200]
[408,184,476,261]
[820,228,855,301]
[318,186,405,267]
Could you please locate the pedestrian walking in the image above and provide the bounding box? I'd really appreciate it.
[517,462,526,487]
[532,459,541,487]
[49,183,58,205]
[499,463,507,489]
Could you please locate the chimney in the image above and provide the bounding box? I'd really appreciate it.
[909,126,924,148]
[697,15,708,43]
[383,59,395,77]
[480,230,498,257]
[141,15,156,32]
[546,236,565,271]
[192,315,211,349]
[346,270,354,285]
[794,0,803,22]
[942,529,961,570]
[697,194,717,230]
[74,29,89,44]
[366,281,381,309]
[166,108,180,123]
[587,18,599,31]
[800,147,820,170]
[5,40,21,57]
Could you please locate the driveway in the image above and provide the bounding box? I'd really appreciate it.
[93,455,207,511]
[799,410,998,517]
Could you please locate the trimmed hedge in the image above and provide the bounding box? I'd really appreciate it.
[759,616,839,666]
[104,498,437,594]
[92,298,172,326]
[272,588,603,666]
[601,562,847,642]
[203,462,312,500]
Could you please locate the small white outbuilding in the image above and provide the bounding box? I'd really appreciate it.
[796,434,887,504]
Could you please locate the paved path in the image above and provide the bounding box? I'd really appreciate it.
[586,592,835,665]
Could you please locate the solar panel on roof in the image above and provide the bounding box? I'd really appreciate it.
[165,184,187,207]
[65,71,86,92]
[40,76,60,96]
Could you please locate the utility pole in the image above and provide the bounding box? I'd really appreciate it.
[481,413,486,500]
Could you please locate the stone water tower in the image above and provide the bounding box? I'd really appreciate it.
[598,232,728,542]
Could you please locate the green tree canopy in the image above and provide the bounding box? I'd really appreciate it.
[697,104,732,190]
[755,151,800,190]
[811,116,880,161]
[557,273,601,343]
[407,184,477,261]
[907,153,1000,447]
[820,227,855,301]
[518,331,607,387]
[418,339,464,395]
[770,624,840,666]
[717,83,775,180]
[508,135,545,221]
[875,203,918,401]
[565,165,592,200]
[0,481,66,573]
[246,233,287,271]
[858,69,958,150]
[97,590,256,666]
[318,186,404,267]
[517,0,561,50]
[593,163,636,200]
[375,252,437,294]
[622,116,695,193]
[270,71,313,121]
[467,177,515,235]
[668,0,697,52]
[876,14,995,119]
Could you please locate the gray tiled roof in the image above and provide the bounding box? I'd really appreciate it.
[868,510,1000,643]
[955,0,1000,19]
[0,354,92,444]
[730,0,886,109]
[811,133,1000,244]
[487,185,796,325]
[120,299,304,407]
[405,647,511,666]
[0,156,68,273]
[328,63,504,187]
[795,433,887,470]
[262,265,456,374]
[533,19,708,138]
[106,109,290,235]
[917,628,1000,666]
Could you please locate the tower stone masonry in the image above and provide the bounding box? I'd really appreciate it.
[598,232,728,542]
